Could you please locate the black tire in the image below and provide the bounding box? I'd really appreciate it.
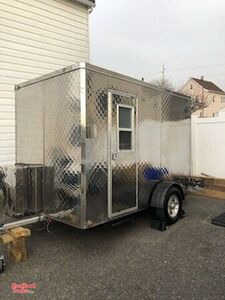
[154,187,182,225]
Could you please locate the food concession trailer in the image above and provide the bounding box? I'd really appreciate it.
[0,63,191,232]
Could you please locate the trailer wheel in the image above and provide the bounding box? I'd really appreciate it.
[155,187,182,225]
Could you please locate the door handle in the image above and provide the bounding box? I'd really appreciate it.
[112,152,118,160]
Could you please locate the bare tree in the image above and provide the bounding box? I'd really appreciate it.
[150,78,176,91]
[151,77,206,113]
[189,95,208,113]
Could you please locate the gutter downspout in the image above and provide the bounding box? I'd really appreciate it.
[88,6,94,13]
[76,0,96,8]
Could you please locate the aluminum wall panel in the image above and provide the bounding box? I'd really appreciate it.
[138,90,162,208]
[16,82,44,164]
[43,71,82,227]
[85,66,191,227]
[161,93,191,179]
[16,69,83,228]
[85,71,109,226]
[15,63,191,229]
[110,93,137,215]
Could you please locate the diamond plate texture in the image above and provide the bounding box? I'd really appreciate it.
[85,71,108,225]
[15,63,191,229]
[86,70,142,224]
[16,70,82,228]
[86,70,162,220]
[44,71,82,226]
[16,82,44,164]
[85,66,191,223]
[111,94,137,214]
[161,92,191,181]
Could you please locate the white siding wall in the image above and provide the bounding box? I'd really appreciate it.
[0,0,89,164]
[191,112,225,178]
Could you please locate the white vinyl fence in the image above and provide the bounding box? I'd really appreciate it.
[191,111,225,178]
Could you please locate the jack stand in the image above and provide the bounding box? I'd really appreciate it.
[0,227,5,273]
[0,255,5,273]
[151,209,186,231]
[151,219,168,231]
[181,209,186,218]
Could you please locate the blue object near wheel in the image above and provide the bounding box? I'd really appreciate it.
[144,167,169,181]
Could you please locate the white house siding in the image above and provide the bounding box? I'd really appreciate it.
[0,0,90,164]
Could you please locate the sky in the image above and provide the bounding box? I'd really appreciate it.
[90,0,225,91]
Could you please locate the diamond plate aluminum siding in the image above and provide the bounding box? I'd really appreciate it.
[16,68,83,228]
[110,94,137,215]
[85,65,191,227]
[15,63,191,229]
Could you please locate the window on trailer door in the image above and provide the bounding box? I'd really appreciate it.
[118,106,133,150]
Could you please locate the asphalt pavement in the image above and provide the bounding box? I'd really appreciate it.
[1,194,225,300]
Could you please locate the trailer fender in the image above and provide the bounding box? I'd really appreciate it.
[149,181,184,209]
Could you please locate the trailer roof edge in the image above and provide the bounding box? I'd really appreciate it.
[15,63,82,90]
[84,63,191,101]
[15,62,191,101]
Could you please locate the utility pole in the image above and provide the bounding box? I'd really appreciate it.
[161,64,166,88]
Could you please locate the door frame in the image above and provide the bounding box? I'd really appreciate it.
[107,90,138,218]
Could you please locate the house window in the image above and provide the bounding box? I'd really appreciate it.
[213,96,216,103]
[118,105,134,150]
[190,84,193,90]
[221,96,225,103]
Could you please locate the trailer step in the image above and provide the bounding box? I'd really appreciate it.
[110,216,135,228]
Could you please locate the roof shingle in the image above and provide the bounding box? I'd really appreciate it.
[192,77,225,94]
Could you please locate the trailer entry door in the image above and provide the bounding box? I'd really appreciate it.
[108,91,138,217]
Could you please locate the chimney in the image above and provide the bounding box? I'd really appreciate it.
[200,76,204,81]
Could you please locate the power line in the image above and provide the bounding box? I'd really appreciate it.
[148,62,225,77]
[203,73,225,78]
[147,62,225,82]
[161,49,225,65]
[167,62,225,73]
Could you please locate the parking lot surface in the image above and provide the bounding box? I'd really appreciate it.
[1,194,225,300]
